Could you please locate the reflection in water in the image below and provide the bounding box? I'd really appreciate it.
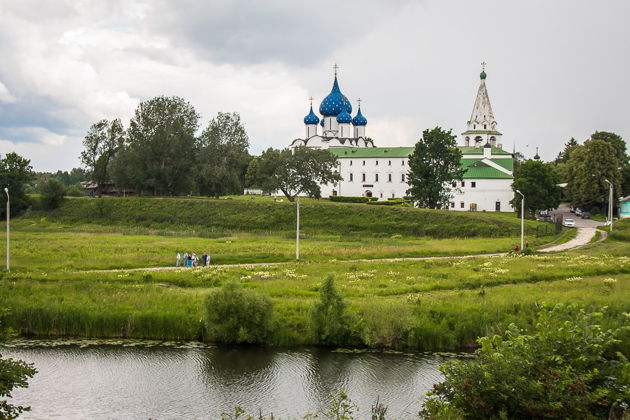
[4,344,449,419]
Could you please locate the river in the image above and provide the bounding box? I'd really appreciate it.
[3,341,458,419]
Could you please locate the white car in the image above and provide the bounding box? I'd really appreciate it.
[563,218,576,227]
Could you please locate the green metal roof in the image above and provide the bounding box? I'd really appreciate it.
[459,146,512,155]
[328,147,414,158]
[461,158,513,179]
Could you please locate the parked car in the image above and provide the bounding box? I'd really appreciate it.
[563,218,576,227]
[581,212,591,219]
[537,214,554,222]
[575,208,584,216]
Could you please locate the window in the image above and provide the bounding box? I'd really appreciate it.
[401,173,405,182]
[402,160,405,166]
[471,182,476,188]
[450,202,455,208]
[484,124,487,129]
[362,173,366,182]
[375,160,379,166]
[380,193,383,198]
[473,124,476,129]
[460,201,465,209]
[349,173,353,182]
[388,160,391,166]
[388,174,392,182]
[375,173,379,182]
[392,193,395,198]
[451,182,456,188]
[350,160,353,166]
[495,201,501,211]
[461,181,465,187]
[362,160,365,166]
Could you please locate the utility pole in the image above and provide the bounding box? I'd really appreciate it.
[4,187,9,272]
[516,189,525,251]
[604,179,613,232]
[296,197,300,260]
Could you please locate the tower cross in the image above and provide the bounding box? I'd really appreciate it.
[333,63,339,76]
[481,61,486,71]
[357,98,362,108]
[309,96,313,107]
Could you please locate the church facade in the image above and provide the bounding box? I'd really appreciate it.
[289,67,515,212]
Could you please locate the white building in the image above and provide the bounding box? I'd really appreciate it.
[290,66,515,212]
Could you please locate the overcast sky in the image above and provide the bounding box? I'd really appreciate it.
[0,0,629,172]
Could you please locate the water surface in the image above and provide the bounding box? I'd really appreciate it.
[4,342,453,419]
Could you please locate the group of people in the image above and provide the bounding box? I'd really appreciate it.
[176,251,211,268]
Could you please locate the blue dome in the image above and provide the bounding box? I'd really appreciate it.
[352,107,367,126]
[319,76,352,117]
[303,106,320,125]
[336,109,352,124]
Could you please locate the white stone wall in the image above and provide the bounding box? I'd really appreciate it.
[449,178,514,212]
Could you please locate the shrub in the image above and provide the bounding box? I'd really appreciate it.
[360,302,413,349]
[65,185,85,197]
[204,282,274,344]
[329,196,370,203]
[309,275,351,346]
[420,304,630,419]
[40,178,66,210]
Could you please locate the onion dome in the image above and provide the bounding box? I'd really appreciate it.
[319,76,352,117]
[336,109,352,124]
[480,70,487,80]
[534,147,540,160]
[352,107,367,126]
[483,141,492,148]
[303,106,320,125]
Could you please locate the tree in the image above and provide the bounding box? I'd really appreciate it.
[112,96,200,195]
[420,304,630,419]
[196,112,251,197]
[309,275,351,346]
[80,119,125,195]
[554,137,579,164]
[406,127,465,209]
[590,131,629,166]
[511,160,563,216]
[40,178,66,210]
[0,310,37,419]
[250,146,342,202]
[0,153,34,218]
[566,139,622,212]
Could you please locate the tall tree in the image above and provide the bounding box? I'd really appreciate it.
[511,160,563,215]
[0,152,34,218]
[250,146,341,202]
[554,137,579,164]
[113,96,200,195]
[566,139,622,211]
[197,112,251,197]
[406,127,465,209]
[590,131,629,165]
[79,119,125,195]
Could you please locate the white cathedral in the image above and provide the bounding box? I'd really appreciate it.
[289,66,515,212]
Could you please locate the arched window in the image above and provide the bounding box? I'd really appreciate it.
[474,136,483,145]
[465,136,470,146]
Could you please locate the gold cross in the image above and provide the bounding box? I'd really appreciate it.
[333,63,339,76]
[481,61,486,71]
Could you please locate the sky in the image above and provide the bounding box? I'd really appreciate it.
[0,0,629,172]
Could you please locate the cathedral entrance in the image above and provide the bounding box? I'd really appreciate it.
[364,190,373,197]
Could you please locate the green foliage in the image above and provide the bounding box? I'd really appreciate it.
[360,302,413,349]
[590,131,629,166]
[80,119,125,194]
[64,185,84,197]
[0,310,36,419]
[511,160,563,215]
[204,282,274,344]
[407,127,465,209]
[111,96,200,195]
[197,112,251,197]
[250,146,342,202]
[0,152,34,218]
[309,275,351,346]
[40,178,66,210]
[329,196,371,203]
[367,198,409,206]
[420,304,630,419]
[554,137,579,165]
[567,139,623,210]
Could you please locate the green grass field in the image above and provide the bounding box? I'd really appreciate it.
[0,196,627,351]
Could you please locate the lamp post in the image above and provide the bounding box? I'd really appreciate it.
[4,187,9,272]
[604,179,613,232]
[296,197,300,260]
[516,189,524,251]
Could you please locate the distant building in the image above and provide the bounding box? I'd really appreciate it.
[80,181,135,197]
[289,65,515,212]
[620,196,630,219]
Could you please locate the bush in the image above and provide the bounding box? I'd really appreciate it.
[309,275,351,346]
[420,304,630,419]
[329,196,370,203]
[65,185,84,197]
[360,302,413,349]
[204,282,274,344]
[40,178,66,210]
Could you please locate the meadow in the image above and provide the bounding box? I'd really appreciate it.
[0,196,627,351]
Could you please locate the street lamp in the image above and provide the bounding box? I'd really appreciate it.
[4,187,9,272]
[515,189,525,251]
[295,197,300,260]
[604,179,613,232]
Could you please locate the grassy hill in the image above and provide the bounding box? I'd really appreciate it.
[26,195,549,239]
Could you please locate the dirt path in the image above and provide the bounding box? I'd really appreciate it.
[539,228,597,253]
